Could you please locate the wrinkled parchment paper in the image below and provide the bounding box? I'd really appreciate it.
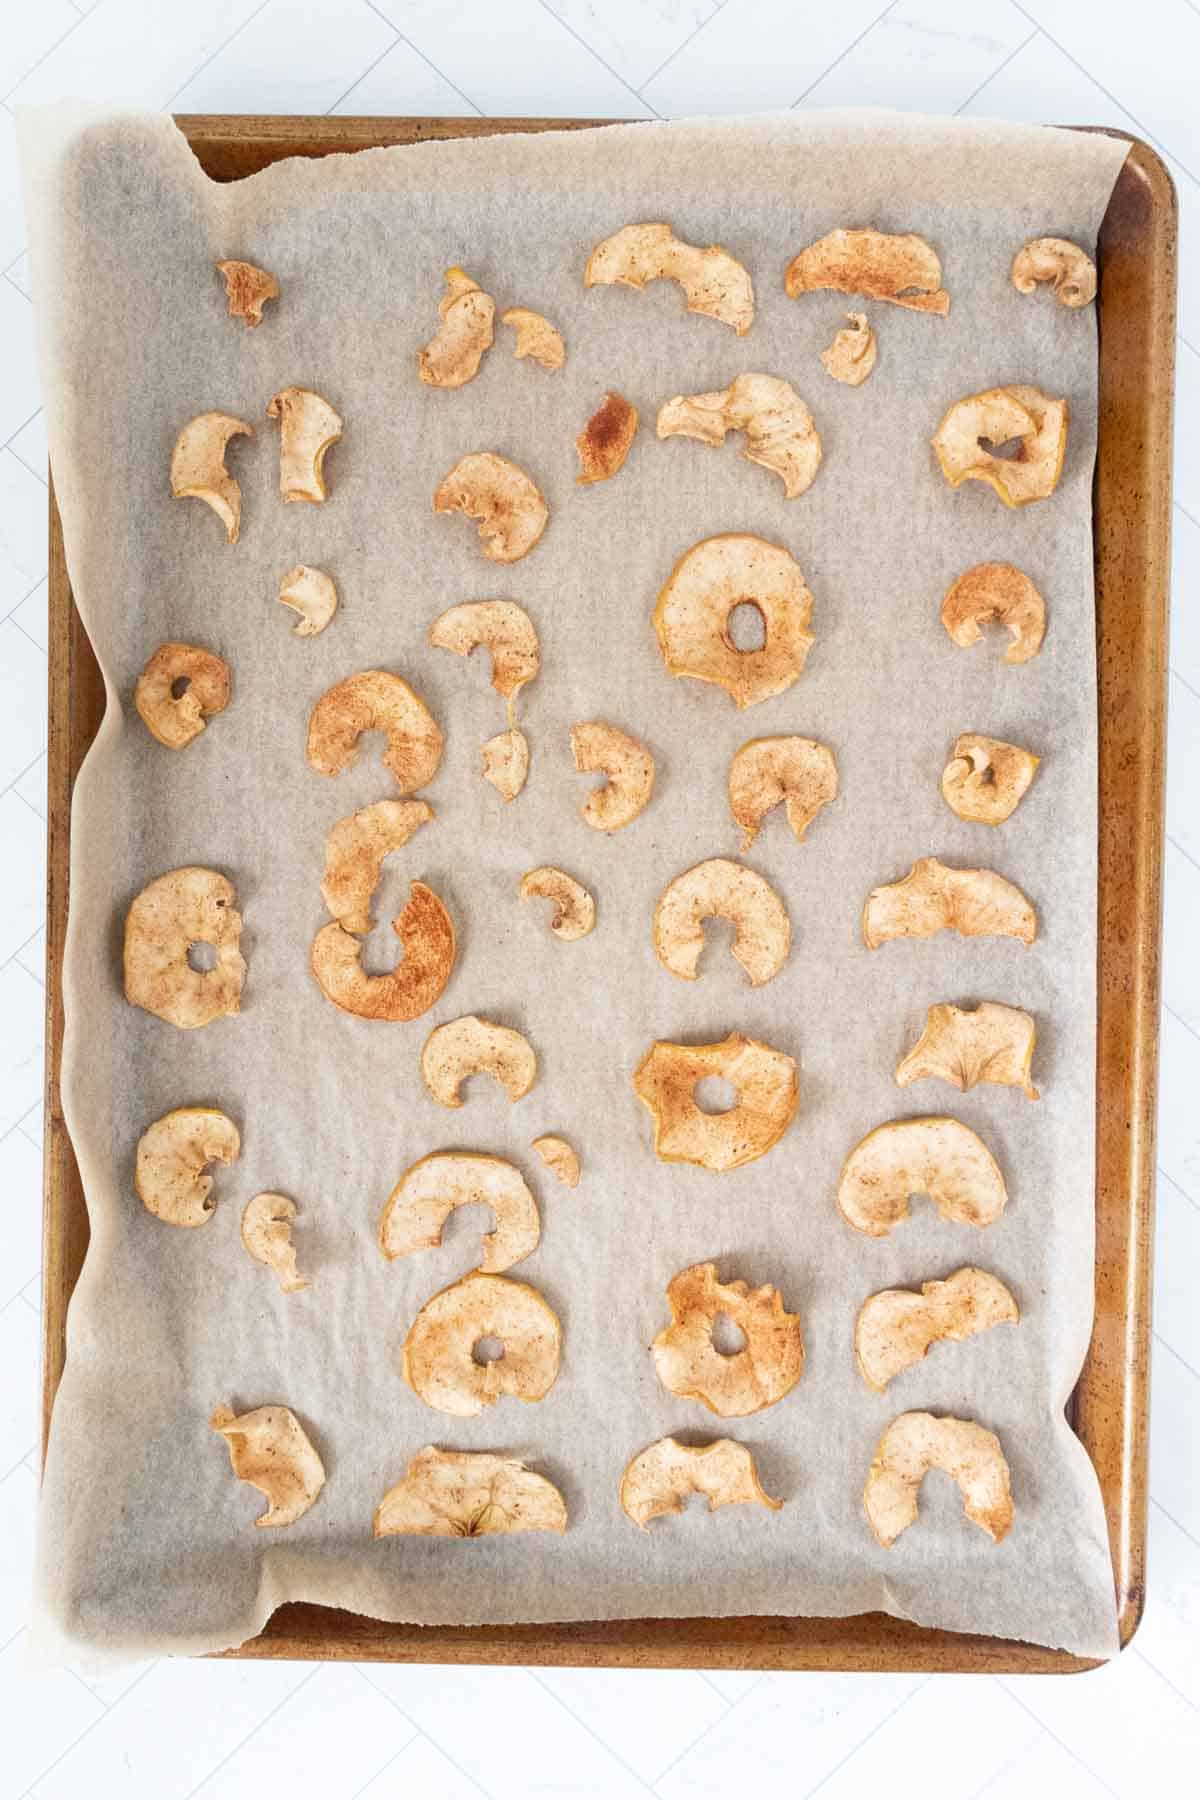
[21,106,1129,1665]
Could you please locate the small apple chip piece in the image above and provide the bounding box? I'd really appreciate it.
[278,564,338,637]
[896,1001,1039,1100]
[728,736,837,851]
[210,1404,325,1528]
[240,1192,310,1293]
[585,222,754,335]
[434,452,548,563]
[311,881,455,1022]
[655,534,815,709]
[1011,237,1096,309]
[653,858,790,987]
[482,728,529,801]
[940,563,1046,665]
[428,600,540,703]
[576,391,639,485]
[403,1270,562,1417]
[838,1116,1007,1238]
[519,867,595,940]
[170,411,253,544]
[785,229,949,315]
[135,1105,239,1227]
[820,312,878,385]
[633,1032,798,1173]
[652,1261,804,1418]
[855,1267,1019,1394]
[135,642,231,749]
[501,307,566,370]
[215,259,278,327]
[420,1015,537,1109]
[863,856,1036,948]
[864,1411,1013,1547]
[941,733,1040,825]
[380,1151,539,1273]
[124,867,246,1029]
[571,720,655,831]
[266,386,342,504]
[656,373,822,499]
[621,1436,781,1530]
[419,267,495,388]
[531,1135,580,1187]
[932,384,1067,508]
[321,799,434,934]
[374,1447,567,1538]
[307,670,443,795]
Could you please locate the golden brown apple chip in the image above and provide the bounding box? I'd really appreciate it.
[576,391,639,485]
[585,223,754,334]
[240,1192,311,1293]
[940,563,1046,664]
[864,1412,1013,1547]
[266,386,342,504]
[571,720,655,830]
[418,267,495,388]
[403,1271,562,1418]
[531,1135,580,1187]
[210,1404,325,1528]
[728,737,837,851]
[374,1447,567,1537]
[420,1015,537,1108]
[501,307,566,370]
[620,1437,781,1530]
[855,1267,1019,1393]
[633,1032,798,1173]
[653,858,790,986]
[311,881,455,1022]
[785,229,949,314]
[652,1261,804,1417]
[215,259,279,327]
[135,643,231,749]
[379,1151,539,1273]
[428,600,540,703]
[820,312,878,385]
[434,452,549,563]
[656,373,822,497]
[482,728,529,801]
[1011,238,1096,308]
[519,867,595,940]
[862,857,1036,949]
[320,800,434,934]
[124,867,246,1029]
[896,1001,1039,1099]
[654,534,815,708]
[932,385,1067,508]
[135,1106,239,1227]
[278,565,338,637]
[941,734,1039,824]
[306,671,443,795]
[170,412,253,543]
[837,1116,1008,1238]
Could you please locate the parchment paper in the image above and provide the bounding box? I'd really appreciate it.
[20,105,1129,1666]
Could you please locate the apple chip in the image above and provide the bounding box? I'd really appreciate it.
[531,1135,580,1188]
[1011,237,1096,309]
[266,386,342,504]
[215,259,279,327]
[240,1192,310,1294]
[653,858,790,987]
[135,1105,239,1227]
[434,452,548,563]
[896,1001,1039,1100]
[501,307,566,370]
[374,1447,567,1538]
[124,867,246,1029]
[210,1404,324,1528]
[585,222,754,335]
[306,670,443,795]
[654,534,815,709]
[820,312,877,385]
[940,563,1046,664]
[652,1261,804,1417]
[482,728,529,801]
[633,1032,798,1173]
[785,229,949,315]
[420,1015,537,1108]
[379,1151,539,1273]
[170,411,253,544]
[278,564,338,637]
[863,857,1036,948]
[135,642,231,749]
[728,736,837,851]
[403,1270,562,1418]
[864,1412,1013,1547]
[311,881,455,1022]
[620,1437,781,1530]
[576,390,639,486]
[855,1267,1019,1394]
[656,373,822,499]
[320,799,434,934]
[519,867,595,940]
[418,267,495,388]
[932,384,1067,508]
[571,720,655,831]
[838,1116,1008,1238]
[428,600,540,704]
[941,733,1040,825]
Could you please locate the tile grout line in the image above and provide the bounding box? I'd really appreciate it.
[527,1667,660,1794]
[1158,1164,1200,1215]
[531,0,663,118]
[995,1676,1123,1799]
[802,1678,931,1799]
[637,0,731,96]
[1163,1002,1200,1052]
[357,0,484,116]
[182,1665,322,1799]
[356,1664,496,1799]
[1149,1493,1200,1553]
[1129,1643,1200,1716]
[2,8,88,108]
[1153,1327,1200,1383]
[2,922,49,976]
[953,26,1040,116]
[650,1670,766,1788]
[1,748,51,802]
[323,25,403,117]
[791,0,901,107]
[17,1661,158,1800]
[160,0,277,112]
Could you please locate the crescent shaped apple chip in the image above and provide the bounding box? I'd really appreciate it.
[932,385,1067,508]
[576,391,639,485]
[135,642,231,749]
[124,867,246,1029]
[654,534,815,708]
[311,880,456,1022]
[652,1261,804,1417]
[428,600,540,703]
[240,1192,311,1294]
[374,1447,567,1538]
[728,736,837,851]
[320,800,434,934]
[585,222,755,335]
[210,1404,325,1528]
[1011,237,1096,308]
[855,1267,1019,1394]
[863,857,1036,949]
[838,1116,1008,1238]
[620,1437,781,1530]
[501,307,566,370]
[531,1135,581,1188]
[278,565,338,637]
[266,386,342,504]
[135,1105,240,1227]
[820,312,877,386]
[941,734,1040,825]
[519,867,595,940]
[306,671,443,795]
[864,1412,1014,1547]
[896,1001,1039,1100]
[170,412,253,543]
[403,1270,562,1418]
[571,721,655,831]
[420,1015,537,1108]
[215,259,278,327]
[940,563,1047,664]
[656,373,822,498]
[482,728,529,801]
[653,858,790,987]
[633,1032,798,1172]
[785,229,949,315]
[379,1151,539,1273]
[434,452,548,563]
[418,268,495,388]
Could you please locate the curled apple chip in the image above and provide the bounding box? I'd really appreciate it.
[838,1116,1007,1238]
[932,384,1067,508]
[820,311,878,385]
[896,1001,1039,1100]
[1011,237,1096,309]
[135,1105,239,1227]
[864,1411,1013,1547]
[170,411,253,544]
[941,734,1040,825]
[419,267,495,388]
[135,642,231,749]
[653,858,790,987]
[855,1267,1019,1394]
[728,736,837,851]
[531,1135,580,1187]
[241,1191,311,1294]
[380,1151,539,1273]
[482,728,529,801]
[311,880,455,1022]
[420,1014,537,1109]
[621,1436,781,1530]
[403,1270,562,1418]
[785,229,949,315]
[278,564,338,637]
[940,563,1046,665]
[519,866,595,940]
[585,222,754,335]
[428,600,540,704]
[267,386,342,504]
[863,857,1036,949]
[321,799,434,934]
[633,1032,798,1173]
[576,390,639,485]
[210,1404,325,1528]
[501,306,566,370]
[124,867,246,1029]
[571,720,655,831]
[307,670,443,795]
[374,1447,567,1538]
[434,452,548,563]
[652,1261,804,1418]
[215,258,278,327]
[656,373,821,499]
[655,534,815,709]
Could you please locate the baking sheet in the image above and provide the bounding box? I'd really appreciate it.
[21,105,1129,1665]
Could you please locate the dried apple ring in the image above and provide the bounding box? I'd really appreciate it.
[379,1151,539,1273]
[135,1105,240,1226]
[374,1447,566,1537]
[585,223,754,335]
[932,384,1067,508]
[940,564,1046,665]
[402,1270,562,1418]
[267,386,342,504]
[652,1261,804,1417]
[838,1116,1007,1238]
[420,1015,537,1108]
[135,642,231,750]
[855,1267,1019,1393]
[653,858,790,986]
[311,880,455,1022]
[864,1412,1014,1547]
[571,721,655,830]
[418,267,495,388]
[654,533,815,709]
[124,867,246,1029]
[434,452,548,563]
[632,1031,798,1172]
[785,228,949,315]
[1011,238,1096,308]
[728,736,837,850]
[210,1404,324,1528]
[306,670,443,795]
[519,867,595,940]
[320,800,434,934]
[620,1437,781,1530]
[170,412,253,543]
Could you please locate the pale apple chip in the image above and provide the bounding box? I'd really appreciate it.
[1011,237,1096,308]
[728,736,837,850]
[379,1151,539,1273]
[215,259,279,327]
[896,1001,1039,1100]
[170,411,253,543]
[135,1105,239,1227]
[576,391,639,485]
[519,867,595,940]
[571,720,655,830]
[420,1015,537,1109]
[428,600,540,703]
[434,452,548,563]
[531,1135,580,1188]
[932,384,1067,508]
[124,867,246,1029]
[863,857,1036,949]
[419,267,495,388]
[311,880,456,1022]
[941,734,1040,824]
[653,858,790,986]
[633,1032,798,1173]
[864,1411,1014,1547]
[135,642,231,749]
[654,533,815,709]
[403,1270,562,1418]
[657,373,822,498]
[374,1447,567,1538]
[838,1116,1008,1238]
[266,386,342,504]
[278,564,338,637]
[785,229,949,315]
[482,728,529,801]
[240,1192,311,1294]
[820,312,878,385]
[620,1436,781,1530]
[321,799,434,934]
[652,1261,804,1418]
[501,307,566,370]
[210,1404,325,1528]
[940,563,1046,664]
[855,1267,1019,1394]
[306,670,443,795]
[585,222,754,334]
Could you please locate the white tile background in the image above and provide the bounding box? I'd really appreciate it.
[0,2,1196,1794]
